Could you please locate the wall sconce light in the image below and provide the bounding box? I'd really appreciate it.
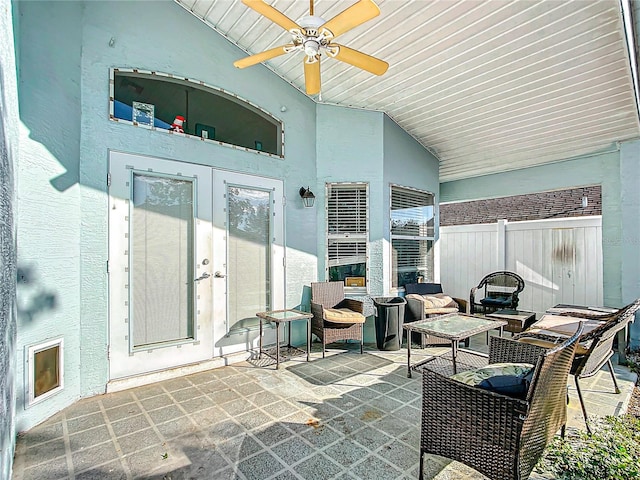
[299,187,315,208]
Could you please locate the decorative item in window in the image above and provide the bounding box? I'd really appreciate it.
[255,141,263,151]
[196,123,215,140]
[170,115,186,133]
[27,338,64,406]
[132,101,155,126]
[345,276,366,287]
[299,187,316,208]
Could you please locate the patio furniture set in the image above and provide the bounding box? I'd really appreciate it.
[256,275,639,479]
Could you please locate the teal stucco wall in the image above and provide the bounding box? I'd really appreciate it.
[14,0,438,434]
[1,0,19,476]
[14,0,320,432]
[314,107,440,297]
[316,104,384,293]
[16,0,84,434]
[620,140,640,350]
[382,115,440,291]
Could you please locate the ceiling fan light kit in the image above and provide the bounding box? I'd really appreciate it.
[233,0,388,95]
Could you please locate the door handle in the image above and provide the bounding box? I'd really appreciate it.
[194,272,211,282]
[214,271,226,278]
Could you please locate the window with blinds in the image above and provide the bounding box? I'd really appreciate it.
[391,185,435,288]
[326,183,369,289]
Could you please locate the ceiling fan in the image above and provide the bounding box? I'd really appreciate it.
[233,0,389,95]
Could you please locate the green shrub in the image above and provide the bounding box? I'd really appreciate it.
[536,415,640,480]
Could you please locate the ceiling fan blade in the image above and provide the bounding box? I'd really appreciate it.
[304,58,321,95]
[241,0,301,32]
[329,44,388,75]
[321,0,380,39]
[233,44,294,69]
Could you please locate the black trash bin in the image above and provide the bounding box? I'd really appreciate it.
[372,297,407,351]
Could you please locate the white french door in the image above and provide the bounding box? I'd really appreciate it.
[212,171,284,356]
[108,152,284,379]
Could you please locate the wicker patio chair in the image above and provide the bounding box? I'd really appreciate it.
[516,298,640,433]
[470,271,525,314]
[419,325,582,480]
[310,281,365,358]
[404,282,469,347]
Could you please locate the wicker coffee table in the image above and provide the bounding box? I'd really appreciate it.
[403,313,507,377]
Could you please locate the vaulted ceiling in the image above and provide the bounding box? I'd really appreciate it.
[175,0,640,182]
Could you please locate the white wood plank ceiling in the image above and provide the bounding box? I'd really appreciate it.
[176,0,640,182]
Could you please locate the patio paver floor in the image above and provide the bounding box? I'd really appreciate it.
[11,332,637,480]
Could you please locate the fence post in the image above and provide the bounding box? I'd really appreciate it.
[497,219,507,270]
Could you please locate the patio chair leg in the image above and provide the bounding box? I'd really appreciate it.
[574,376,592,434]
[322,341,326,358]
[360,340,363,354]
[419,451,424,480]
[606,358,621,394]
[561,424,566,439]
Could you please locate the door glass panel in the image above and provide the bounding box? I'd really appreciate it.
[131,173,194,347]
[227,186,271,332]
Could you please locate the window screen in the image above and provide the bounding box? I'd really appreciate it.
[391,185,435,288]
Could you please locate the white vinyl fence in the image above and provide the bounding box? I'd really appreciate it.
[438,216,603,315]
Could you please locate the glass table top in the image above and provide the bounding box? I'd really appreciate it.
[256,309,313,322]
[405,313,506,340]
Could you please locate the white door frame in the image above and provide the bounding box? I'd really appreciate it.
[108,151,285,380]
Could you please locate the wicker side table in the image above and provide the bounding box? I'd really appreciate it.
[256,309,313,369]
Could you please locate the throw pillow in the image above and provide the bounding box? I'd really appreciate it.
[450,362,534,386]
[422,294,458,309]
[477,369,534,399]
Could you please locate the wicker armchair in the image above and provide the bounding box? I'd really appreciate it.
[470,271,525,314]
[404,282,468,347]
[516,298,640,433]
[419,326,582,480]
[310,282,365,358]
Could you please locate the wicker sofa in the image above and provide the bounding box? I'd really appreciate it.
[404,283,468,346]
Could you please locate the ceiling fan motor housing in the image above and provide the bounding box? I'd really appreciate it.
[298,15,325,30]
[292,15,330,60]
